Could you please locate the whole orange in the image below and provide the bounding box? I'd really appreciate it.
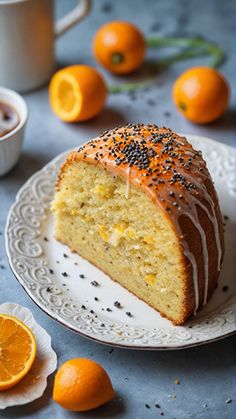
[93,21,146,74]
[49,65,107,122]
[53,358,115,411]
[173,66,229,124]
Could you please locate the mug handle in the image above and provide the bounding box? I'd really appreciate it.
[55,0,91,38]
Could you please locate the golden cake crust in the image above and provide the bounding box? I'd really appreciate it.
[56,124,224,322]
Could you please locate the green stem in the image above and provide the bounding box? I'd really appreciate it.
[108,81,149,94]
[154,48,209,70]
[147,36,225,68]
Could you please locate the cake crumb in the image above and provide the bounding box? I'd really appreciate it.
[174,379,180,385]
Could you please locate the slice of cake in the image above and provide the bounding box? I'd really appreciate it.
[52,124,224,324]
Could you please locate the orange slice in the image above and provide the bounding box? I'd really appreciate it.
[49,65,107,122]
[0,314,36,391]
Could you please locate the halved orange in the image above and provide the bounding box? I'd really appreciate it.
[0,314,37,391]
[49,65,107,122]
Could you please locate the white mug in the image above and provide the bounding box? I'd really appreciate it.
[0,0,91,92]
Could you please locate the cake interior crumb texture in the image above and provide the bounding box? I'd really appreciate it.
[52,160,190,324]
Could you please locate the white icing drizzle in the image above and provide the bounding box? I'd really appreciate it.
[171,215,200,315]
[163,145,222,313]
[179,169,222,272]
[185,210,209,307]
[196,200,222,272]
[125,167,131,199]
[185,251,199,316]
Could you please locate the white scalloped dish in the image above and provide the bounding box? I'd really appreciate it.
[0,303,57,409]
[5,135,236,349]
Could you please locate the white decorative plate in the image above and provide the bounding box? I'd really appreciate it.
[5,135,236,350]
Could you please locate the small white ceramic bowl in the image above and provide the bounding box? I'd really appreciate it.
[0,87,28,176]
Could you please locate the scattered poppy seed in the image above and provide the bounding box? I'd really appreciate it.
[150,21,161,32]
[145,404,150,409]
[155,404,161,408]
[101,3,113,13]
[61,272,68,277]
[101,323,105,327]
[81,305,86,309]
[114,301,122,308]
[109,348,114,354]
[90,310,94,314]
[91,280,99,287]
[63,253,68,258]
[49,269,54,274]
[79,274,85,278]
[94,297,99,301]
[164,111,171,117]
[46,287,52,292]
[225,399,232,404]
[222,285,228,292]
[147,99,156,106]
[126,311,132,317]
[43,237,48,242]
[106,308,112,312]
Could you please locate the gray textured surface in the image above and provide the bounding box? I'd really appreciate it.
[0,0,235,418]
